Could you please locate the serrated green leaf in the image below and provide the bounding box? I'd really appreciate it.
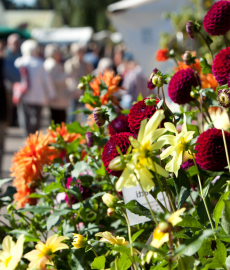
[17,205,52,214]
[213,191,230,229]
[178,255,195,270]
[96,166,106,176]
[66,121,87,135]
[117,254,132,270]
[72,161,88,179]
[177,215,204,229]
[91,255,106,269]
[44,182,64,193]
[47,215,59,231]
[221,200,230,235]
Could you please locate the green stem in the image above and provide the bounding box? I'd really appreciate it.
[173,57,179,67]
[108,120,117,134]
[190,152,216,238]
[224,34,228,48]
[115,257,118,270]
[135,174,158,225]
[198,32,214,62]
[203,103,214,128]
[149,190,167,212]
[222,129,230,175]
[90,246,98,257]
[122,210,138,270]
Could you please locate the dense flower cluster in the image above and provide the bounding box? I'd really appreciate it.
[175,58,218,90]
[168,68,200,104]
[212,47,230,85]
[109,115,130,135]
[203,0,230,36]
[89,70,121,105]
[195,128,230,171]
[128,98,160,135]
[102,132,135,176]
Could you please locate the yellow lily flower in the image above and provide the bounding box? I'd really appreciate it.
[24,234,69,270]
[158,114,194,177]
[115,110,169,192]
[95,231,129,246]
[146,208,186,263]
[0,234,24,270]
[72,234,87,249]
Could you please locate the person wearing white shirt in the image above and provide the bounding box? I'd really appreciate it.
[14,40,56,135]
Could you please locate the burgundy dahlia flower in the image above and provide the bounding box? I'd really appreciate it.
[147,68,159,90]
[195,128,230,171]
[109,115,130,135]
[128,98,160,135]
[203,0,230,36]
[65,176,92,204]
[102,132,135,176]
[168,68,200,105]
[212,47,230,85]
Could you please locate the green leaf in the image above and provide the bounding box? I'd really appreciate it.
[173,169,190,208]
[0,178,12,188]
[221,200,230,235]
[213,191,230,229]
[197,196,212,225]
[47,215,59,231]
[200,58,212,74]
[137,93,143,101]
[178,255,195,270]
[91,255,106,270]
[17,205,52,214]
[96,166,106,176]
[214,239,227,267]
[182,229,214,256]
[72,161,88,179]
[68,186,82,201]
[177,215,204,229]
[66,121,87,135]
[198,239,213,264]
[131,229,144,242]
[186,124,200,136]
[123,200,154,221]
[10,229,40,242]
[44,182,64,193]
[117,254,132,270]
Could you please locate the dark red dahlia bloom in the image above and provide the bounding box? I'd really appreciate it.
[212,47,230,85]
[168,68,200,105]
[203,0,230,36]
[147,68,159,90]
[195,128,230,171]
[65,176,92,204]
[128,98,160,135]
[109,115,130,135]
[102,132,135,176]
[181,159,194,171]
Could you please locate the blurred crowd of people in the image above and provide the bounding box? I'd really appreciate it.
[0,33,149,169]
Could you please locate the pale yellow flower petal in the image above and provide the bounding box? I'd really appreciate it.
[184,131,195,142]
[136,167,155,192]
[143,110,165,144]
[151,128,167,143]
[152,161,169,178]
[138,118,147,143]
[164,122,178,134]
[150,139,165,151]
[168,208,186,226]
[160,146,174,160]
[129,137,140,149]
[116,163,135,191]
[2,236,15,254]
[46,234,58,247]
[52,243,69,253]
[158,134,176,145]
[182,114,187,133]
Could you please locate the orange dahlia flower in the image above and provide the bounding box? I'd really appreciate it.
[89,71,121,105]
[48,122,83,143]
[156,49,170,61]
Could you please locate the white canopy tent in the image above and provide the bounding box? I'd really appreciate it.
[107,0,191,76]
[31,27,93,45]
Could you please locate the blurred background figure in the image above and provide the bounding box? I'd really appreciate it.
[44,44,69,124]
[4,33,21,127]
[15,39,56,135]
[92,57,113,76]
[0,42,8,173]
[64,43,91,123]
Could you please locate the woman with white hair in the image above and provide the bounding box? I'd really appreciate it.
[44,44,69,124]
[14,39,56,135]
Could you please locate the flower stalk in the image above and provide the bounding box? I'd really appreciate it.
[222,129,230,174]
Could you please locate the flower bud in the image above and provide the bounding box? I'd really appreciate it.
[152,75,164,88]
[102,193,118,208]
[108,156,125,171]
[7,204,14,213]
[93,107,108,127]
[190,89,199,99]
[144,98,157,106]
[147,68,159,90]
[158,222,169,233]
[186,21,196,39]
[107,208,115,217]
[78,82,86,91]
[69,154,76,165]
[85,131,94,148]
[217,88,230,108]
[183,51,193,65]
[72,234,87,249]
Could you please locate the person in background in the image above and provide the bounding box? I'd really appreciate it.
[0,43,8,174]
[44,44,69,124]
[15,40,56,136]
[4,34,21,126]
[64,43,91,123]
[92,57,114,76]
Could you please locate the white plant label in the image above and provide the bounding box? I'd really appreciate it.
[122,186,170,226]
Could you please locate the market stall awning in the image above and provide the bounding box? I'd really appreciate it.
[0,26,31,39]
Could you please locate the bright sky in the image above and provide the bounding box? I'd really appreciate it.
[12,0,36,5]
